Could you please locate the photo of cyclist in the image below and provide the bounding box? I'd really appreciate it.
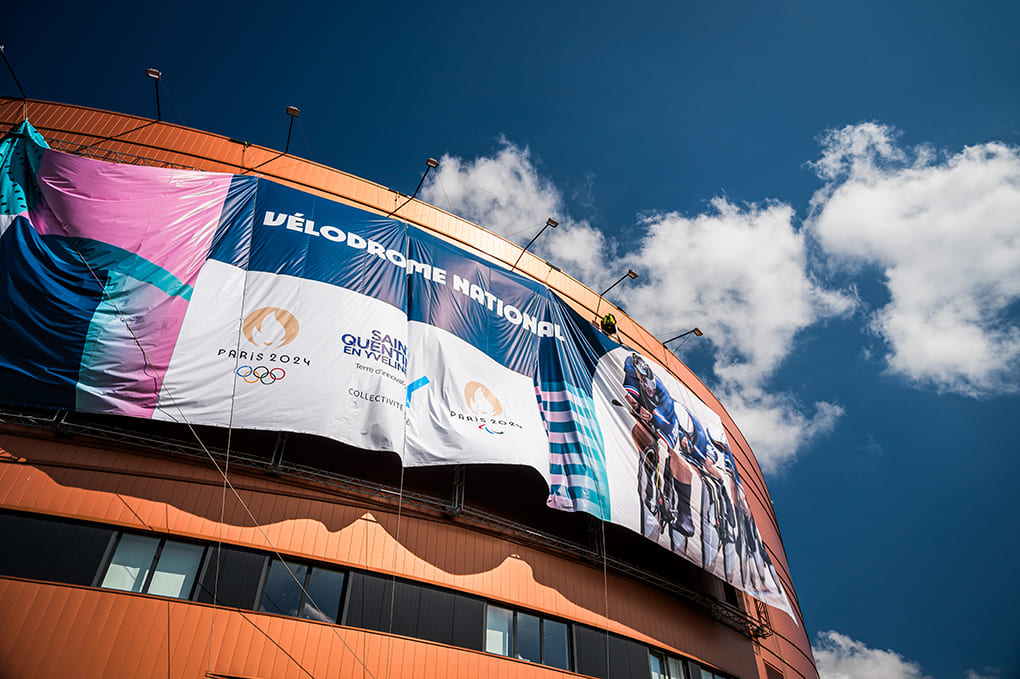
[622,353,696,546]
[673,403,732,572]
[707,426,749,585]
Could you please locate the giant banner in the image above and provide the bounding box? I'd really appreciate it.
[0,123,790,616]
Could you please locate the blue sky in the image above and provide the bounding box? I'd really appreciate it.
[6,2,1020,677]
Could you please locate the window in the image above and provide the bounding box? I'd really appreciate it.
[303,565,345,623]
[688,665,733,679]
[484,605,572,671]
[259,559,308,617]
[0,510,114,586]
[101,534,159,592]
[516,612,541,662]
[343,571,483,650]
[543,618,570,670]
[651,651,690,679]
[485,605,513,656]
[667,657,687,679]
[609,634,653,679]
[574,625,608,678]
[196,544,267,609]
[578,627,690,679]
[148,540,205,597]
[417,583,485,649]
[259,558,345,623]
[100,533,204,598]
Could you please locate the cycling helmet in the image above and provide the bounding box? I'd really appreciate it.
[631,353,656,394]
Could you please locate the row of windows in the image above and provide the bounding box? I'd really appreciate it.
[0,510,738,679]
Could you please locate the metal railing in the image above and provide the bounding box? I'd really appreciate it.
[45,135,197,170]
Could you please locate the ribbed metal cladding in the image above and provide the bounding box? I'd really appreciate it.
[0,433,765,678]
[0,579,584,679]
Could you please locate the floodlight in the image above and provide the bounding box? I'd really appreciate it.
[595,269,640,320]
[511,217,559,272]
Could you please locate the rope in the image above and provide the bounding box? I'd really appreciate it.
[434,171,454,215]
[383,208,411,679]
[159,79,186,126]
[589,462,612,675]
[210,189,255,677]
[297,119,315,162]
[383,462,407,679]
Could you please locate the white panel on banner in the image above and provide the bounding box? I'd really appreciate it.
[404,321,551,476]
[155,265,408,452]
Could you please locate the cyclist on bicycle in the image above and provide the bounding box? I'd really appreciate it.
[622,353,696,539]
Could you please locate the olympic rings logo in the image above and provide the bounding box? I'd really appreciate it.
[236,365,286,385]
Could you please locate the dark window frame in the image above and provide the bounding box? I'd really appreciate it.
[96,531,209,600]
[650,649,697,679]
[484,602,573,672]
[194,542,268,610]
[257,558,348,624]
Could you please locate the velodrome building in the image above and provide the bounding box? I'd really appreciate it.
[0,96,819,679]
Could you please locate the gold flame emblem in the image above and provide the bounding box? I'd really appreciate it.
[464,381,503,416]
[242,307,300,348]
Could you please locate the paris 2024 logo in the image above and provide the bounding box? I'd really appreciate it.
[220,307,308,385]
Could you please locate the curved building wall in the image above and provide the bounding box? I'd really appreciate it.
[0,97,818,679]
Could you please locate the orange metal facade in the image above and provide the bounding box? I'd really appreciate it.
[0,98,819,679]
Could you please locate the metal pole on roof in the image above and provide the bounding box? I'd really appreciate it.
[284,106,300,154]
[0,46,27,100]
[594,269,639,319]
[511,218,558,273]
[385,158,439,218]
[145,68,162,121]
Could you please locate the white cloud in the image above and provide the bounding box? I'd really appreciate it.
[422,139,562,239]
[813,631,930,679]
[540,219,610,285]
[810,123,1020,397]
[624,199,853,386]
[421,139,610,283]
[421,142,856,471]
[621,199,855,470]
[963,669,1006,679]
[958,664,1007,676]
[715,384,844,473]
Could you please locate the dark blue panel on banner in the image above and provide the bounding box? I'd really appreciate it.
[0,218,106,408]
[406,228,556,376]
[208,175,258,268]
[241,180,407,311]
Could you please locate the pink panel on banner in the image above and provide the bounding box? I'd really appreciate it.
[29,150,232,284]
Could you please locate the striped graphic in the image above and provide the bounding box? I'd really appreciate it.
[538,380,611,520]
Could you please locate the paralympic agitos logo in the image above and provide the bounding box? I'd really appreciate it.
[217,306,312,379]
[449,381,523,435]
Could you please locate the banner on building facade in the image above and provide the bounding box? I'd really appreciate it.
[0,122,790,616]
